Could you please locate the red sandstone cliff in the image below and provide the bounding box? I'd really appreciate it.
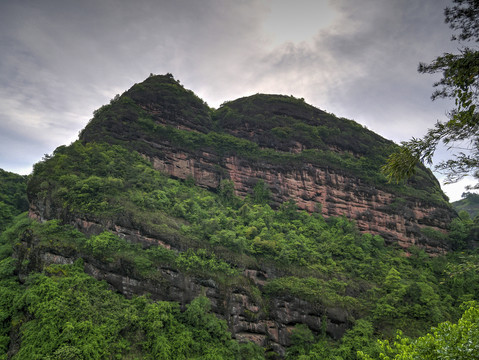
[23,75,460,355]
[146,146,453,254]
[77,75,455,254]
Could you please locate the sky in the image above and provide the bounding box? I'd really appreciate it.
[0,0,475,201]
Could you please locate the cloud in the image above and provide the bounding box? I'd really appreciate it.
[0,0,473,199]
[0,0,270,171]
[262,0,338,45]
[315,0,457,140]
[225,0,458,143]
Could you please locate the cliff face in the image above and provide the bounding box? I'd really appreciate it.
[19,213,349,356]
[79,74,454,253]
[23,74,459,355]
[146,147,452,253]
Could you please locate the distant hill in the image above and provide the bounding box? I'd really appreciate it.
[452,192,479,218]
[0,168,28,231]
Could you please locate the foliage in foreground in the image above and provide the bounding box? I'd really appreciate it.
[3,211,478,359]
[383,0,479,188]
[359,302,479,360]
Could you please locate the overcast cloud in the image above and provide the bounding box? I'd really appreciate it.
[0,0,472,200]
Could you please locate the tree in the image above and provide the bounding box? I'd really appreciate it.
[286,324,315,358]
[383,0,479,189]
[358,302,479,360]
[218,179,236,205]
[252,180,271,205]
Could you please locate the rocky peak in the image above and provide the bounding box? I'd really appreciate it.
[78,74,454,252]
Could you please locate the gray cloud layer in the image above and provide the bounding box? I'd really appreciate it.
[1,0,469,199]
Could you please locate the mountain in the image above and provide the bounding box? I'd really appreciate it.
[77,74,454,254]
[452,192,479,218]
[0,169,28,232]
[3,74,478,359]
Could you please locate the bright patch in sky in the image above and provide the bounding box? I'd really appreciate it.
[263,0,337,44]
[441,177,477,202]
[0,0,475,200]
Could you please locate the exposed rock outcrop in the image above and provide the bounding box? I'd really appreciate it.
[24,74,459,355]
[77,74,455,254]
[145,146,453,254]
[14,228,349,356]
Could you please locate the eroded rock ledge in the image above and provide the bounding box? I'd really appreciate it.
[15,227,350,356]
[146,146,453,254]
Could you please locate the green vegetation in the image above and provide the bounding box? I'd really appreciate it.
[0,72,475,358]
[0,225,262,359]
[79,74,449,208]
[135,114,446,206]
[0,169,28,232]
[212,94,449,206]
[359,302,479,360]
[214,94,389,158]
[264,276,358,310]
[0,137,470,358]
[452,192,479,218]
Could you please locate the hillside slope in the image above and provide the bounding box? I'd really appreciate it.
[0,169,28,232]
[5,74,479,358]
[78,74,454,253]
[452,192,479,218]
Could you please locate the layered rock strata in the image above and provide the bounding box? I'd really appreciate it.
[146,146,453,254]
[15,228,349,356]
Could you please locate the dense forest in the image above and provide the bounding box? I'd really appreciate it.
[1,133,479,358]
[0,170,28,233]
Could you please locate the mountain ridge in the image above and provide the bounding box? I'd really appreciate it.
[77,74,454,253]
[6,74,478,358]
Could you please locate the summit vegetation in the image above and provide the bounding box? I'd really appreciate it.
[80,75,448,208]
